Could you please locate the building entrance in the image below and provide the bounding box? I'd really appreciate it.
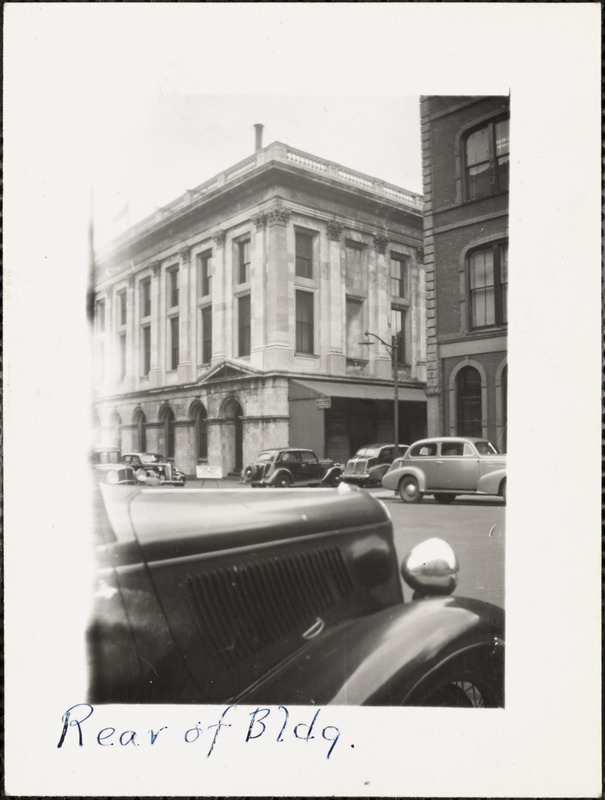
[223,398,244,474]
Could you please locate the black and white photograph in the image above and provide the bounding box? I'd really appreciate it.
[3,4,601,797]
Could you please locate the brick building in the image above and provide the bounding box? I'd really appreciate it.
[420,96,509,450]
[92,136,427,476]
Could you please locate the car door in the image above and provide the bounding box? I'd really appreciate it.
[437,441,480,491]
[298,450,321,484]
[279,450,303,483]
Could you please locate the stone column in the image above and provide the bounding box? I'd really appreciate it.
[326,220,345,374]
[124,275,136,392]
[251,211,267,362]
[149,261,162,387]
[178,246,192,382]
[263,203,292,370]
[372,233,392,381]
[211,231,227,363]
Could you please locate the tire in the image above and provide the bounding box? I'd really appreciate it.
[435,493,456,504]
[398,475,422,504]
[402,647,504,708]
[500,479,506,503]
[275,474,292,488]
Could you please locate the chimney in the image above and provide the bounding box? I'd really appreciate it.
[254,123,264,152]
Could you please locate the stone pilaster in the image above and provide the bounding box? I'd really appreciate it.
[211,231,227,363]
[251,212,267,360]
[263,203,293,370]
[326,220,345,374]
[148,261,161,387]
[178,246,192,381]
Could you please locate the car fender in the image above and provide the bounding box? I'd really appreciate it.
[382,465,427,492]
[238,596,504,706]
[266,468,294,486]
[321,465,343,484]
[478,467,506,494]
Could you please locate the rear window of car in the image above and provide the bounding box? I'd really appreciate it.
[257,451,278,462]
[410,442,437,457]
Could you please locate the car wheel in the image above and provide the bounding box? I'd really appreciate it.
[276,474,292,488]
[435,493,456,504]
[243,466,254,482]
[500,479,506,503]
[402,647,504,708]
[398,476,422,503]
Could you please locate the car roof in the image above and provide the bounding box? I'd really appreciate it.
[408,437,487,445]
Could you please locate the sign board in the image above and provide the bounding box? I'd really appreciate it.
[196,464,223,479]
[316,397,331,409]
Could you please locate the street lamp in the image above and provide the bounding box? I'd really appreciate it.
[358,330,400,449]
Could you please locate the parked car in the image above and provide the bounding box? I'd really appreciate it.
[242,448,342,488]
[88,482,504,706]
[341,443,409,487]
[382,436,506,504]
[121,452,186,486]
[92,446,138,485]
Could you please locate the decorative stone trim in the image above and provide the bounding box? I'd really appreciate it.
[327,220,344,241]
[266,204,292,225]
[212,230,225,247]
[127,274,135,289]
[251,212,268,230]
[179,246,191,264]
[150,261,161,277]
[416,247,424,264]
[373,233,389,254]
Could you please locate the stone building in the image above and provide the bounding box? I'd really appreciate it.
[92,135,427,476]
[420,96,509,450]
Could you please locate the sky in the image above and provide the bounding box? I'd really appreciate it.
[91,94,422,245]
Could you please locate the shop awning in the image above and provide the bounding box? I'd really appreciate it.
[290,379,426,403]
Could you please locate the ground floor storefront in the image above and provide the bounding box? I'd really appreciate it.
[94,362,427,478]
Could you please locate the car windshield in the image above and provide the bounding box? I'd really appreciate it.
[354,448,380,458]
[474,441,500,455]
[140,454,165,464]
[257,451,278,462]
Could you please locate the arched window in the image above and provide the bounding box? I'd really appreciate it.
[196,404,208,461]
[133,408,147,452]
[456,367,482,437]
[159,406,176,459]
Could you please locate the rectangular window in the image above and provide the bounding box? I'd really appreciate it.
[198,251,212,297]
[465,117,509,200]
[169,316,179,370]
[118,332,126,379]
[238,294,251,357]
[391,307,407,366]
[117,289,127,326]
[295,231,314,278]
[346,298,364,359]
[201,305,212,364]
[468,241,507,328]
[141,325,151,376]
[168,267,179,309]
[295,290,314,354]
[345,242,366,294]
[140,278,151,318]
[238,240,251,284]
[390,253,409,298]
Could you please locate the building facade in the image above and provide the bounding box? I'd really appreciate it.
[92,139,427,476]
[420,96,509,451]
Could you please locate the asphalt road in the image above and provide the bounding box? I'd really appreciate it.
[371,489,506,609]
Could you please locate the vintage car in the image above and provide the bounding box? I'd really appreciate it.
[92,446,138,485]
[242,448,342,488]
[88,482,504,707]
[341,443,409,487]
[122,452,186,486]
[382,436,506,504]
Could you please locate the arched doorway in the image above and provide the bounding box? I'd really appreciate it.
[456,366,482,437]
[158,405,176,458]
[223,398,244,473]
[110,410,122,450]
[132,408,147,452]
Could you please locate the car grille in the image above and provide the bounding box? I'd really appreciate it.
[344,459,368,476]
[182,546,354,669]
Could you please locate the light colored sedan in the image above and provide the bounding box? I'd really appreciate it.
[382,437,506,504]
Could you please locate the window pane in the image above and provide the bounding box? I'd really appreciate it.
[170,316,179,370]
[466,127,490,165]
[391,307,406,365]
[296,291,314,354]
[495,119,509,156]
[238,295,251,356]
[201,306,212,363]
[346,298,364,358]
[295,232,313,278]
[457,367,482,437]
[239,241,250,284]
[500,243,508,324]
